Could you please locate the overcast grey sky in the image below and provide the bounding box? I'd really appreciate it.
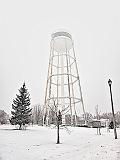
[0,0,120,114]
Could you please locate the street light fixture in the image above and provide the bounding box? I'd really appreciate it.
[108,79,117,139]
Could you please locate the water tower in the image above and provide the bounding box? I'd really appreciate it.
[43,31,86,126]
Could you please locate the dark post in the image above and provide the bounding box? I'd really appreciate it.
[108,79,117,139]
[56,110,62,144]
[57,120,60,144]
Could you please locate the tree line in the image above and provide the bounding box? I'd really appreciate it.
[1,82,120,129]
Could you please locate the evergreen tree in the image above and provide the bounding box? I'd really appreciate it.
[10,82,32,129]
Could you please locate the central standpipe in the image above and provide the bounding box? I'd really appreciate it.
[43,31,86,126]
[61,54,65,124]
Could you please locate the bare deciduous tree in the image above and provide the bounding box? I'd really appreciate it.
[45,98,70,144]
[31,104,43,125]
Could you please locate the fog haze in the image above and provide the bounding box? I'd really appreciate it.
[0,0,120,114]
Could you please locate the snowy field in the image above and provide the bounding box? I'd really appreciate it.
[0,125,120,160]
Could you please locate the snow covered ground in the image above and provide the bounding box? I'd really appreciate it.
[0,125,120,160]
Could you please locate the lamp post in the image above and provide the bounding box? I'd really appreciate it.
[108,79,117,139]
